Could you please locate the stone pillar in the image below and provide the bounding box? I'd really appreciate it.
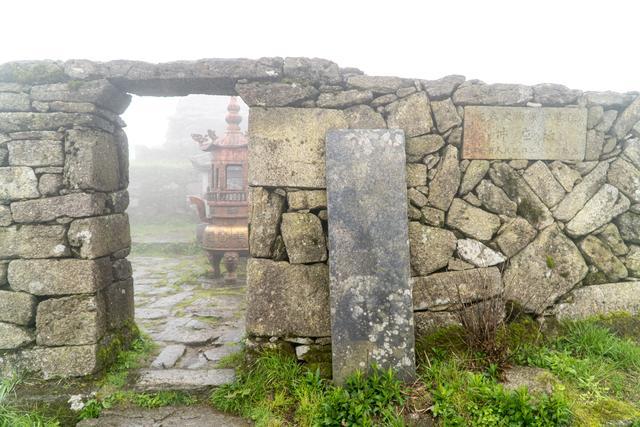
[0,65,134,378]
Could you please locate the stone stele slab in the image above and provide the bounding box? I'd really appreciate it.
[325,129,415,384]
[462,106,587,160]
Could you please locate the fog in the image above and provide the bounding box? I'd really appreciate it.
[1,0,639,155]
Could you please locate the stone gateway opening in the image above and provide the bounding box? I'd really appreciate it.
[0,58,639,392]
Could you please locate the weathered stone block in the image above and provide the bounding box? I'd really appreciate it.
[611,96,640,139]
[31,79,131,114]
[0,290,36,325]
[0,166,39,202]
[249,187,285,258]
[494,217,537,257]
[579,235,628,281]
[616,212,640,244]
[27,344,101,378]
[343,105,386,128]
[476,179,517,217]
[566,184,630,237]
[431,98,462,133]
[504,225,588,314]
[626,246,640,277]
[523,161,566,208]
[552,162,609,222]
[554,281,640,320]
[235,82,319,107]
[0,205,11,226]
[8,258,112,295]
[325,129,414,383]
[386,92,433,137]
[489,163,553,229]
[420,75,465,100]
[246,259,330,337]
[412,267,502,311]
[459,160,490,195]
[597,224,629,256]
[36,294,106,346]
[68,214,131,259]
[453,83,533,105]
[7,140,64,167]
[0,322,34,349]
[409,222,457,275]
[549,161,582,193]
[0,225,68,259]
[280,212,327,264]
[64,128,120,192]
[0,92,30,112]
[38,173,63,196]
[248,107,347,188]
[532,83,581,106]
[427,145,460,210]
[0,112,114,133]
[10,192,107,223]
[104,279,134,329]
[457,239,506,267]
[607,158,640,204]
[316,90,373,109]
[406,163,427,187]
[112,258,132,281]
[346,75,410,94]
[462,107,587,160]
[405,134,444,162]
[287,190,327,211]
[0,261,7,285]
[446,198,501,241]
[283,57,341,86]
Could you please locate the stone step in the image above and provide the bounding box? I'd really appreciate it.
[150,344,186,369]
[76,405,250,427]
[134,368,235,392]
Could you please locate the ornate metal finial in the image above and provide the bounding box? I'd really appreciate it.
[225,96,242,134]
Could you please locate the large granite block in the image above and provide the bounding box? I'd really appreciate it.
[463,107,587,160]
[64,128,121,192]
[68,214,131,259]
[8,258,112,295]
[325,129,415,384]
[246,258,330,337]
[248,107,347,188]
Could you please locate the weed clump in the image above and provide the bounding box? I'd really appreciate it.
[210,352,407,426]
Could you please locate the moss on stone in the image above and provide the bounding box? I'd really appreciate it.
[583,270,608,286]
[0,62,67,84]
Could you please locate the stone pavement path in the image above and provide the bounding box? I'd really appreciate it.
[131,254,246,391]
[77,405,250,427]
[82,252,249,425]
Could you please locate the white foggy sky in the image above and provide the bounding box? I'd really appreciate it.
[2,0,639,149]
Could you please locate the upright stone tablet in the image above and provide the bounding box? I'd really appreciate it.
[325,129,415,384]
[463,106,588,160]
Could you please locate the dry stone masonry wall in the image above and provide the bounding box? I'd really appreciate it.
[1,57,639,378]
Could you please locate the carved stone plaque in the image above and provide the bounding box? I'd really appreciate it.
[462,106,588,160]
[325,129,415,384]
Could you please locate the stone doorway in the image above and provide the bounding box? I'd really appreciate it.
[123,93,250,389]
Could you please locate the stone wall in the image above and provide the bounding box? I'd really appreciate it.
[0,74,134,378]
[240,61,640,372]
[1,57,639,378]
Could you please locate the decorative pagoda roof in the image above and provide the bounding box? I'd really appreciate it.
[191,96,248,151]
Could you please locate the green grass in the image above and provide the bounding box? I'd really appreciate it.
[210,315,640,426]
[0,375,61,427]
[210,352,406,426]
